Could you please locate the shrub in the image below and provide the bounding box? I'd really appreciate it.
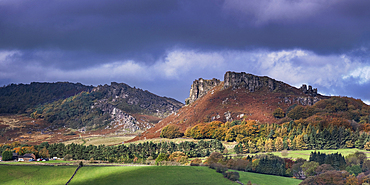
[160,124,183,139]
[206,152,223,164]
[190,158,203,166]
[273,108,285,118]
[210,163,228,174]
[155,153,167,165]
[168,151,186,161]
[168,152,188,164]
[224,171,240,181]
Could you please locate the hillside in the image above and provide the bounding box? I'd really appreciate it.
[132,71,370,141]
[0,82,93,114]
[0,82,183,144]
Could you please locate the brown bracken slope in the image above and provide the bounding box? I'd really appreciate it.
[130,81,328,142]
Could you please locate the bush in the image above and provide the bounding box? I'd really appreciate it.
[273,108,285,118]
[160,125,183,139]
[210,163,228,174]
[190,158,203,166]
[155,153,167,165]
[168,152,188,164]
[168,151,186,161]
[206,152,223,164]
[224,171,240,181]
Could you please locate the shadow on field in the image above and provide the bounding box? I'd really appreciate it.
[69,166,236,185]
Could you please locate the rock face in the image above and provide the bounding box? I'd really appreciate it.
[300,84,317,97]
[223,71,280,92]
[89,82,184,133]
[185,78,221,105]
[94,99,152,133]
[93,82,184,118]
[281,96,321,106]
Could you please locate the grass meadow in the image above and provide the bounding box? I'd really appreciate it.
[69,166,237,185]
[269,148,370,160]
[1,165,302,185]
[0,165,77,185]
[234,171,302,185]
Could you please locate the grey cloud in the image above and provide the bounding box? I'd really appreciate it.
[1,0,370,59]
[1,0,370,102]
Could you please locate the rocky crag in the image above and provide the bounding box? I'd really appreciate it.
[94,82,184,118]
[132,71,328,141]
[223,71,279,92]
[185,78,221,105]
[186,71,322,106]
[90,82,184,133]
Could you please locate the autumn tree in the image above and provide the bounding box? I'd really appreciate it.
[160,124,183,139]
[264,139,274,152]
[273,108,285,118]
[39,147,50,158]
[274,137,284,151]
[287,105,308,120]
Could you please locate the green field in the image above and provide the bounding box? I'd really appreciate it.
[0,165,77,185]
[228,148,370,160]
[234,171,301,185]
[269,148,370,160]
[0,164,305,185]
[69,166,237,185]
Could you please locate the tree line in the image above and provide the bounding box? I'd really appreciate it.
[0,140,224,163]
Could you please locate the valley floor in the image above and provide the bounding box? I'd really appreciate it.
[0,165,301,185]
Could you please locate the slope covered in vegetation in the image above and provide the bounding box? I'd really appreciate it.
[0,82,92,114]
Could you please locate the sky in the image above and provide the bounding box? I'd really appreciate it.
[1,0,370,104]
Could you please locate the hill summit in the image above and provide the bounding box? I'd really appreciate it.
[132,71,328,141]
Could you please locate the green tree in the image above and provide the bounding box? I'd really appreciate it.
[2,150,13,161]
[301,161,319,177]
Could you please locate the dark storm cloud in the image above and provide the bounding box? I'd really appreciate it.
[1,0,370,62]
[1,0,370,102]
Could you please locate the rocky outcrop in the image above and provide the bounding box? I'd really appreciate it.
[300,84,317,97]
[185,78,221,105]
[94,99,153,133]
[93,82,184,118]
[281,96,321,106]
[223,71,281,92]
